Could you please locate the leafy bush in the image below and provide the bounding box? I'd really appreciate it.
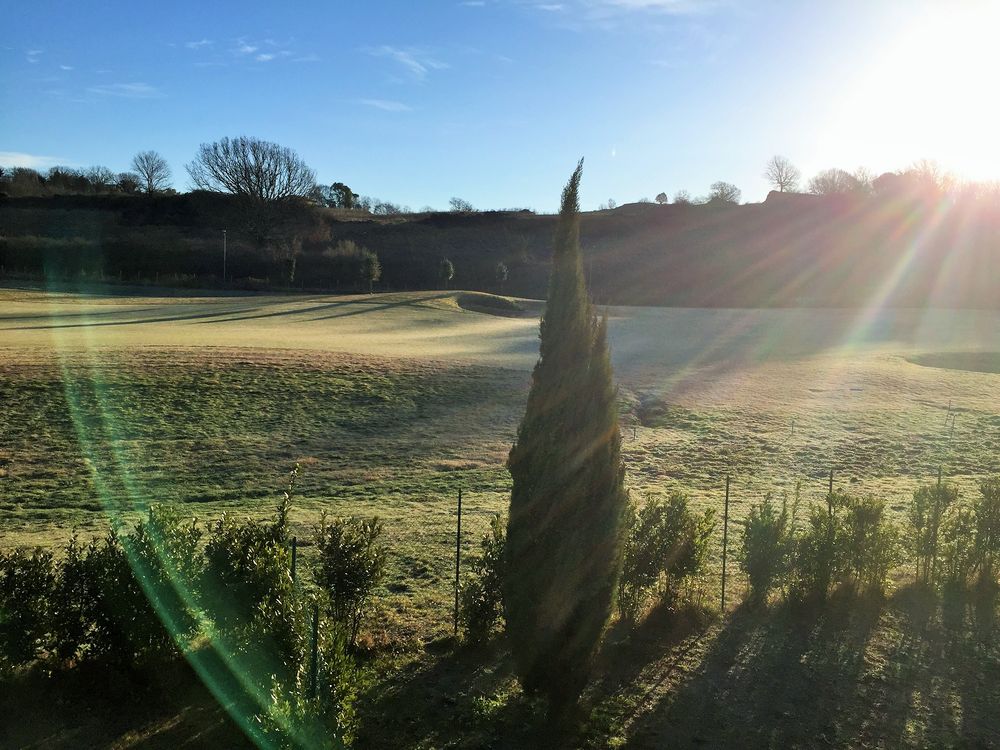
[202,478,295,634]
[975,477,1000,585]
[908,481,958,584]
[739,495,795,604]
[791,502,841,601]
[50,507,203,664]
[461,513,506,643]
[940,502,978,588]
[839,495,902,595]
[256,621,364,749]
[0,548,55,666]
[50,533,92,661]
[618,493,715,621]
[314,515,387,646]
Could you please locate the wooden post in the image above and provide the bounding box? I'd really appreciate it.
[721,475,730,613]
[454,488,462,636]
[291,536,297,582]
[309,602,319,699]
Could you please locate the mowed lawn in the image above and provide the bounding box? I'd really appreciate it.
[2,287,1000,635]
[2,286,1000,747]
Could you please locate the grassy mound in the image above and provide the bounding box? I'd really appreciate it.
[455,292,529,317]
[908,351,1000,374]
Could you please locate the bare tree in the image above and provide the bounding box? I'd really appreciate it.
[708,181,741,204]
[186,136,316,242]
[808,168,860,196]
[131,150,172,193]
[116,172,142,194]
[764,155,800,193]
[86,166,117,193]
[672,189,693,205]
[449,196,475,212]
[852,167,875,194]
[907,159,955,193]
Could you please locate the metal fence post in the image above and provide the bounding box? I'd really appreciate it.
[721,474,730,613]
[454,488,462,636]
[309,602,319,699]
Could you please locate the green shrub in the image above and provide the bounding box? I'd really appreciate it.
[618,492,715,622]
[975,477,1000,585]
[940,502,978,588]
[50,533,92,661]
[54,507,202,664]
[314,515,387,646]
[840,495,902,595]
[908,481,958,584]
[256,617,364,749]
[791,502,842,601]
[739,495,795,604]
[461,513,506,643]
[202,482,294,633]
[0,548,55,666]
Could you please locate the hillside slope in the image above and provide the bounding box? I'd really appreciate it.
[2,190,998,308]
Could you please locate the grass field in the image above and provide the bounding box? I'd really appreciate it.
[2,285,999,747]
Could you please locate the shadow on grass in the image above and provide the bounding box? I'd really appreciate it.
[328,585,1000,749]
[355,638,547,750]
[613,585,1000,749]
[0,653,252,749]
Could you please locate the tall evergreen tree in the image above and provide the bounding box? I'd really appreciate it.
[504,160,628,710]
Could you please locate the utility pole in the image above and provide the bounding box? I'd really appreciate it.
[222,228,227,282]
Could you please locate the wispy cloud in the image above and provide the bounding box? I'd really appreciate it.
[26,48,42,63]
[579,0,719,12]
[0,151,74,169]
[366,45,448,80]
[185,38,213,49]
[86,82,164,99]
[597,0,716,9]
[59,64,74,71]
[361,98,412,112]
[523,0,722,24]
[229,37,304,63]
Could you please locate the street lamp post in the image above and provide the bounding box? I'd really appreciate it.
[222,229,227,282]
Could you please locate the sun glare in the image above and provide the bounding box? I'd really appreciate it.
[826,2,1000,181]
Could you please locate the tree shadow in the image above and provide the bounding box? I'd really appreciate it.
[355,638,552,750]
[621,589,883,748]
[0,654,252,749]
[605,585,1000,749]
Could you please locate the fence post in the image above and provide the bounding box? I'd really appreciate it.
[291,536,297,582]
[454,488,462,636]
[309,602,319,699]
[721,474,730,613]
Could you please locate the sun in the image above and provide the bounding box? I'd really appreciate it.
[825,1,1000,181]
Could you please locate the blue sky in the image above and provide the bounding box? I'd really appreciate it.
[4,0,997,211]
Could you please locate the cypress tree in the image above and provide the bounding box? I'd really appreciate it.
[504,160,628,710]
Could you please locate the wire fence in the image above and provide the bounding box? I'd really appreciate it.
[332,458,996,642]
